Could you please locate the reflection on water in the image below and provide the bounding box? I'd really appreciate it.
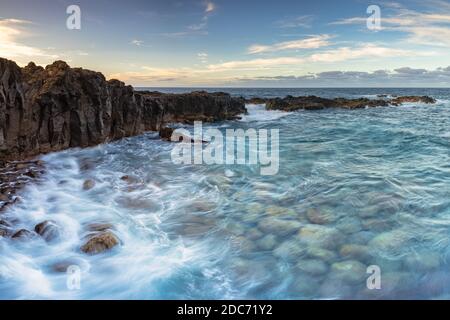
[1,88,450,299]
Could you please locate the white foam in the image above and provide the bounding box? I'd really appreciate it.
[0,143,232,299]
[239,104,292,122]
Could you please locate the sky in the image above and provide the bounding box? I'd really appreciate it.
[0,0,449,87]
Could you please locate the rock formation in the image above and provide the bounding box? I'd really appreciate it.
[0,58,246,161]
[264,95,436,111]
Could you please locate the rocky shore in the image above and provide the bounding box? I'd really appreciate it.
[0,57,440,257]
[0,57,246,250]
[246,95,436,111]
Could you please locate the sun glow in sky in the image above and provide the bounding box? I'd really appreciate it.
[1,0,450,87]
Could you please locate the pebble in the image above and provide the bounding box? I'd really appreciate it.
[258,217,302,236]
[339,244,373,263]
[306,208,336,225]
[273,239,305,260]
[306,246,338,263]
[297,224,344,250]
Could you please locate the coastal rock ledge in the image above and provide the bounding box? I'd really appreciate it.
[0,58,246,161]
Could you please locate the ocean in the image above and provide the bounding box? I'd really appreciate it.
[1,88,450,299]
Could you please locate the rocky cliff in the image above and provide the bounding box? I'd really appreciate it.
[0,58,246,161]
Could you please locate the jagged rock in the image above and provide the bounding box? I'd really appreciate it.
[81,231,119,254]
[0,58,246,161]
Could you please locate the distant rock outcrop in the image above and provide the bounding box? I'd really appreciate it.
[265,95,436,111]
[0,58,246,161]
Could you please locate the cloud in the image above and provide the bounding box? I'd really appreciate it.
[205,1,215,14]
[210,44,426,71]
[111,64,450,87]
[234,66,450,86]
[275,15,314,28]
[331,3,450,46]
[308,44,425,62]
[131,39,144,46]
[248,34,332,54]
[170,1,215,36]
[197,52,208,63]
[0,18,58,63]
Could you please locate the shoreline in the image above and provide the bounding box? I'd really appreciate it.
[0,57,440,250]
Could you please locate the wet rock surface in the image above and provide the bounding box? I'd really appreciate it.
[81,231,120,255]
[34,220,61,242]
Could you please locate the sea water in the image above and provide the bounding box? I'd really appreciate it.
[1,88,450,299]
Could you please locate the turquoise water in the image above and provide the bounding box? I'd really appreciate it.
[1,88,450,299]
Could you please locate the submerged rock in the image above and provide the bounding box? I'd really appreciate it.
[81,231,119,255]
[368,229,412,254]
[291,273,321,298]
[306,246,338,263]
[403,251,441,272]
[306,208,336,225]
[329,260,367,285]
[297,224,344,250]
[339,244,373,263]
[273,239,305,260]
[257,234,278,251]
[296,259,329,276]
[258,217,302,236]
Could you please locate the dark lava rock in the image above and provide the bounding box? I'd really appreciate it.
[81,231,119,254]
